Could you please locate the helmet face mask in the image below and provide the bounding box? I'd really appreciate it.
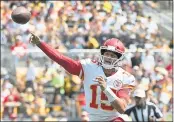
[99,53,124,69]
[98,38,125,69]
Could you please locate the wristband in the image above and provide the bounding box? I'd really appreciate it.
[103,87,117,103]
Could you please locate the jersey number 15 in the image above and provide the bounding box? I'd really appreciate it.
[90,84,117,111]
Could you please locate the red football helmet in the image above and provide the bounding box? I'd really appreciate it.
[99,38,125,69]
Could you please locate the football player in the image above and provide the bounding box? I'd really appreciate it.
[30,33,135,121]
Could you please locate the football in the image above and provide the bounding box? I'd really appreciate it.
[11,6,31,24]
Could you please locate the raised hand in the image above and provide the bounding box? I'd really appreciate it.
[29,33,41,45]
[93,76,107,91]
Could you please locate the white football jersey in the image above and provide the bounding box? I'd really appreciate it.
[80,59,136,121]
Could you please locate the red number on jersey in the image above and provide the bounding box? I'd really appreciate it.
[101,89,117,110]
[90,84,117,111]
[90,85,98,108]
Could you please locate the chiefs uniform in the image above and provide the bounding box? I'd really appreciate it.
[80,59,136,121]
[32,36,136,121]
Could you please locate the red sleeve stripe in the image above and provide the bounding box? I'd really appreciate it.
[79,68,84,81]
[122,85,135,90]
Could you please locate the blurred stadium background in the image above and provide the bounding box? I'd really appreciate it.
[1,1,173,121]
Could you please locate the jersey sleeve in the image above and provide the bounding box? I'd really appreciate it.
[117,74,136,102]
[79,59,92,80]
[151,103,163,119]
[38,42,82,76]
[116,88,130,102]
[123,75,136,90]
[154,106,163,119]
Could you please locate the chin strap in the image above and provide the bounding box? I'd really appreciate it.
[101,63,120,72]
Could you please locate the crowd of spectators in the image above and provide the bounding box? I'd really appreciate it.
[1,1,173,121]
[1,1,172,50]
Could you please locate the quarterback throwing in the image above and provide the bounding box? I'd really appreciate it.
[30,34,136,121]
